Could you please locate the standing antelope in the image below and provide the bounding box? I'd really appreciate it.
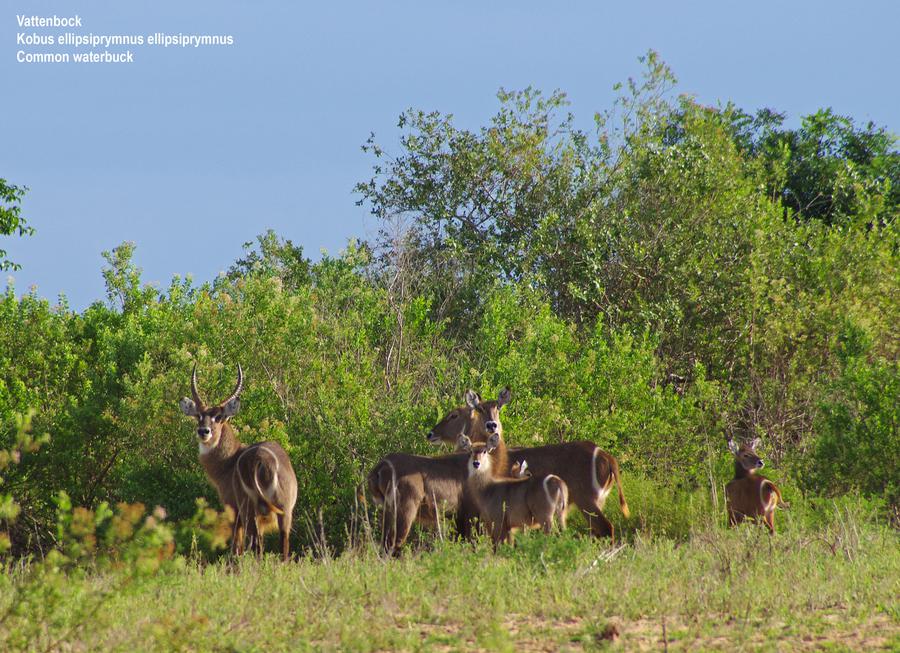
[367,389,511,554]
[428,389,630,541]
[459,433,568,547]
[179,364,298,561]
[725,437,783,534]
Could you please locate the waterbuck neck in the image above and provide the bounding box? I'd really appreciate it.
[199,423,243,476]
[494,441,509,476]
[733,459,757,480]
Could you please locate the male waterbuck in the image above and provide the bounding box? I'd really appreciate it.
[429,389,630,540]
[179,364,298,560]
[367,389,511,554]
[459,433,568,546]
[725,437,783,534]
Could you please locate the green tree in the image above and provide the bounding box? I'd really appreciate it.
[0,179,33,271]
[721,107,899,226]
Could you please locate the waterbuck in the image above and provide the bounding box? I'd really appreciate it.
[179,364,297,560]
[725,437,783,534]
[428,389,630,541]
[367,390,511,554]
[459,433,568,547]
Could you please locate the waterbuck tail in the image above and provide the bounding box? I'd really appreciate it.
[367,464,385,505]
[611,456,630,519]
[555,477,569,529]
[761,479,784,511]
[367,459,397,507]
[252,460,284,516]
[544,475,568,530]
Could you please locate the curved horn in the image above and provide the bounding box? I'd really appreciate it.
[190,363,204,408]
[223,363,243,406]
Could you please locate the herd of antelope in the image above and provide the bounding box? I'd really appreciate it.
[179,366,784,560]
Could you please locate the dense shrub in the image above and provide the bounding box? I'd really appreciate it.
[2,54,896,555]
[805,348,899,507]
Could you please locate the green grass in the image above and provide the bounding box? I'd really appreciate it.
[1,496,898,652]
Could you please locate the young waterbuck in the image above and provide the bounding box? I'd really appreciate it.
[725,437,783,534]
[429,389,630,541]
[179,364,298,560]
[459,433,568,547]
[367,389,511,554]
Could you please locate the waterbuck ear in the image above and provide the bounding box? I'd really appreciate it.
[179,398,199,417]
[464,390,481,409]
[726,438,739,455]
[222,397,241,417]
[457,434,472,451]
[486,432,501,452]
[497,387,511,409]
[749,437,762,451]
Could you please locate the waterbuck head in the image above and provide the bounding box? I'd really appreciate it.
[179,364,243,454]
[458,432,502,476]
[427,388,511,446]
[727,436,765,475]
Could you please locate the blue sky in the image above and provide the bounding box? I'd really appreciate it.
[4,1,899,309]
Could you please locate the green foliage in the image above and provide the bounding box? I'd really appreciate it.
[357,50,897,484]
[806,350,899,506]
[0,179,33,272]
[723,106,900,225]
[1,53,897,560]
[52,492,176,574]
[0,495,232,652]
[470,285,723,483]
[0,411,49,554]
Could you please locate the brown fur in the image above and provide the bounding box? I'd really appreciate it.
[369,390,511,554]
[429,394,630,541]
[367,441,509,554]
[180,366,298,560]
[461,434,568,546]
[725,437,783,534]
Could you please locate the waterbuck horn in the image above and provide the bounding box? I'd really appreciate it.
[190,363,204,408]
[222,363,244,406]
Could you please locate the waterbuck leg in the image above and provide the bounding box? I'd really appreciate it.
[278,512,292,562]
[380,505,396,554]
[387,496,420,556]
[488,520,507,549]
[455,495,478,541]
[455,492,478,542]
[231,515,244,555]
[254,516,266,557]
[243,515,260,557]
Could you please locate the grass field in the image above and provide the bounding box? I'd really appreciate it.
[1,493,898,652]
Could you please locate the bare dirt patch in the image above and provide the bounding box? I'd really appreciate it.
[397,610,899,652]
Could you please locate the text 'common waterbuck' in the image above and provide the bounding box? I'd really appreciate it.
[179,364,298,560]
[459,433,568,546]
[725,437,783,534]
[429,389,630,541]
[367,389,512,554]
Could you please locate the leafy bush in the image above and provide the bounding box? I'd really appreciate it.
[805,350,899,507]
[1,53,896,556]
